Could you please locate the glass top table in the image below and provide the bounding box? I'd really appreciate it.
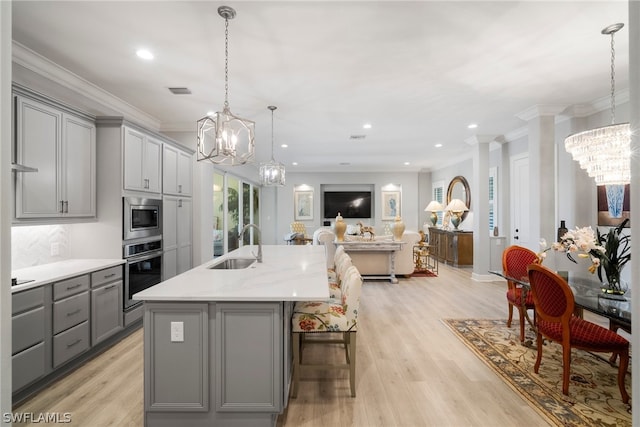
[489,270,631,333]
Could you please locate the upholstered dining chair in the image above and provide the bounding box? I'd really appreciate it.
[291,265,362,398]
[502,245,541,343]
[328,248,352,301]
[527,264,630,403]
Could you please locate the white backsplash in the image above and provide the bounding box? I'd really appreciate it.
[11,224,70,270]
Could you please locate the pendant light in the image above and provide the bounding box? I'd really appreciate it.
[197,6,255,165]
[259,106,286,186]
[564,23,631,185]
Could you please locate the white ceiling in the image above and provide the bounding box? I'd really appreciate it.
[11,1,630,173]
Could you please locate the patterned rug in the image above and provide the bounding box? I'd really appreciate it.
[410,269,437,277]
[443,319,631,426]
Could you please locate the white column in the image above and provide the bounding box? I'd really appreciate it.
[468,135,495,281]
[629,1,639,424]
[0,1,12,419]
[516,105,565,246]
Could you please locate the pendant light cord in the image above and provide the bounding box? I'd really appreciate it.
[609,30,616,125]
[269,106,277,161]
[224,17,230,109]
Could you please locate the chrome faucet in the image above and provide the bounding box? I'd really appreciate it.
[240,224,262,263]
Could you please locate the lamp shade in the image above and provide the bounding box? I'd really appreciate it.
[424,200,444,212]
[445,199,468,212]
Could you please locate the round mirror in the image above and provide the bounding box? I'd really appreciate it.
[446,176,471,222]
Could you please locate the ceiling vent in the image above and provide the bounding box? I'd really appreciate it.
[349,135,366,140]
[168,87,192,95]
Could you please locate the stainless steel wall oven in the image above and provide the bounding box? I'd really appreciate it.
[123,238,162,311]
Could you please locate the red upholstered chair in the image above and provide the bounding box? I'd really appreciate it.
[527,264,630,403]
[502,245,540,343]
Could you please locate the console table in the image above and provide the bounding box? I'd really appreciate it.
[339,240,404,283]
[428,228,473,267]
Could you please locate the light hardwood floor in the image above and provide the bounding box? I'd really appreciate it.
[15,263,553,427]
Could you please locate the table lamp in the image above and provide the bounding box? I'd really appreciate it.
[424,200,444,227]
[445,199,468,230]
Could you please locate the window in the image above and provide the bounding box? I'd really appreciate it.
[432,180,445,225]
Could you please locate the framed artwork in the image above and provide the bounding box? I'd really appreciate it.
[597,184,630,227]
[381,190,401,220]
[294,190,313,220]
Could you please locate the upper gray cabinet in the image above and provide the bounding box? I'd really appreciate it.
[123,126,162,194]
[14,93,96,220]
[162,144,192,197]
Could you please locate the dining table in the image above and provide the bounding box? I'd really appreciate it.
[489,269,631,334]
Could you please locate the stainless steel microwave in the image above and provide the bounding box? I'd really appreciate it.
[123,197,162,241]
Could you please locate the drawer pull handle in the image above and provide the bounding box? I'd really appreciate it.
[66,284,83,290]
[66,309,82,317]
[103,273,116,279]
[66,339,82,348]
[104,284,117,290]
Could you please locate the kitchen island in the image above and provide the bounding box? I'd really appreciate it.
[133,244,329,427]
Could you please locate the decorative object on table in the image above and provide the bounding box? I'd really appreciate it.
[259,105,285,186]
[597,184,630,226]
[196,6,255,165]
[444,199,468,230]
[557,220,568,242]
[391,216,405,241]
[381,190,401,220]
[418,230,426,245]
[293,188,313,220]
[445,318,631,426]
[542,218,630,295]
[564,23,630,186]
[356,221,375,241]
[334,212,346,242]
[424,200,444,227]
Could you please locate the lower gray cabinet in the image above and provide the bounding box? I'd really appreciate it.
[215,302,283,413]
[53,321,90,368]
[91,281,123,345]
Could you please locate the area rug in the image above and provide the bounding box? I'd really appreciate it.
[443,318,631,427]
[410,269,437,277]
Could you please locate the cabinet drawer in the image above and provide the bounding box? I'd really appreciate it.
[12,287,44,315]
[53,320,89,368]
[53,275,89,300]
[12,306,45,354]
[91,265,123,288]
[13,341,46,392]
[53,291,89,334]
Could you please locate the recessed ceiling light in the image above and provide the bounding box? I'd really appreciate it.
[136,49,154,60]
[280,144,288,148]
[435,143,443,148]
[363,123,372,129]
[292,162,298,166]
[404,162,410,166]
[467,123,478,129]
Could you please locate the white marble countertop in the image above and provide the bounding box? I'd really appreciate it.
[133,245,330,302]
[11,259,126,293]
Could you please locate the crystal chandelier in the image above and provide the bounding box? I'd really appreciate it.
[564,23,631,185]
[259,106,286,186]
[197,6,255,165]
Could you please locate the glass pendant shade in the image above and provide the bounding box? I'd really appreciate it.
[196,5,255,166]
[259,105,285,186]
[564,123,630,185]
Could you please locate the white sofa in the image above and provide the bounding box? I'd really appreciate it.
[313,228,421,276]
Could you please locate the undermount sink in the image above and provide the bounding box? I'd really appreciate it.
[208,258,257,270]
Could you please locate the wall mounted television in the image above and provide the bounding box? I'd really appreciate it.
[323,191,372,219]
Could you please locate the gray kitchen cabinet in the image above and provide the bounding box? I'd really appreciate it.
[123,126,162,194]
[52,274,90,368]
[163,196,192,279]
[91,266,124,345]
[11,286,49,392]
[13,88,96,220]
[163,144,193,196]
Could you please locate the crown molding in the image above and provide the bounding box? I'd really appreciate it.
[515,104,568,122]
[12,41,161,130]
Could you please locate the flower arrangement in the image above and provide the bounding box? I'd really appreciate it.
[539,219,630,294]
